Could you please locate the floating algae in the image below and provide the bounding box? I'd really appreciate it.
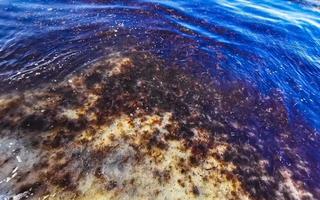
[0,52,319,200]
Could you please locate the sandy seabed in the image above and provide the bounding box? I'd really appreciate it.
[0,52,319,200]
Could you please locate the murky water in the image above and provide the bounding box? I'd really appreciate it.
[0,0,319,199]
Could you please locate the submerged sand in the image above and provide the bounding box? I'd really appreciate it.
[0,53,319,200]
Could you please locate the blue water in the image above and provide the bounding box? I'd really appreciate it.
[0,1,320,199]
[0,0,319,131]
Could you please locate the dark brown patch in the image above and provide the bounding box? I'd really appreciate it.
[192,185,200,196]
[85,73,103,88]
[20,114,51,132]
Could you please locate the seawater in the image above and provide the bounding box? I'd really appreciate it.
[0,0,319,199]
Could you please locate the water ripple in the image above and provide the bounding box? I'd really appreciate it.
[0,0,319,130]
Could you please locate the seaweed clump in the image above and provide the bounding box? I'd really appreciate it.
[0,52,319,200]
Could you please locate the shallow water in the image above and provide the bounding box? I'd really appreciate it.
[0,0,319,129]
[0,0,319,199]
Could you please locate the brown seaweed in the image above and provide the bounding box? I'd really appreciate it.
[0,52,319,200]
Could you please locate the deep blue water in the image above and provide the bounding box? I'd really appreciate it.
[0,0,319,131]
[0,0,320,199]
